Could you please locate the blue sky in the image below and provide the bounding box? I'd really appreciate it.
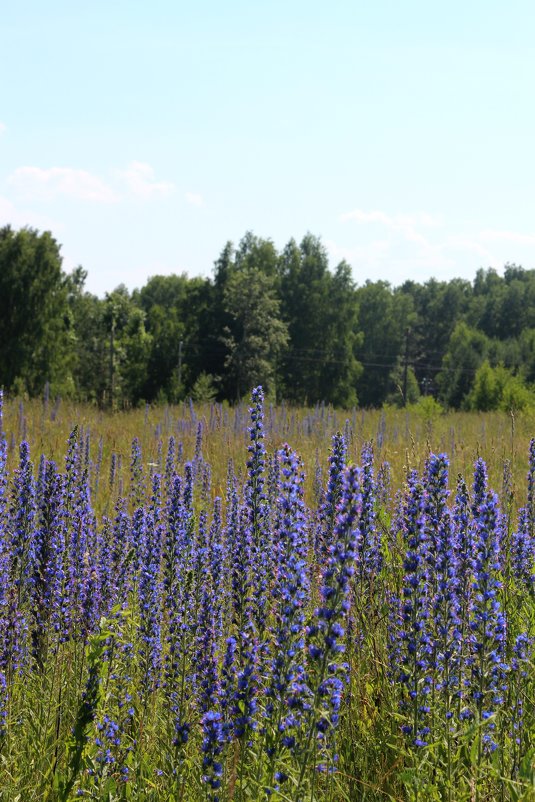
[2,1,535,296]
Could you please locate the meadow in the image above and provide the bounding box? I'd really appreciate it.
[0,390,534,801]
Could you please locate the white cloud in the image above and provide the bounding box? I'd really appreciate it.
[118,161,175,199]
[340,209,440,228]
[325,238,391,266]
[339,210,535,273]
[0,123,6,135]
[0,195,16,219]
[0,194,62,231]
[333,207,512,283]
[7,166,118,203]
[185,191,203,207]
[7,161,176,204]
[340,208,440,247]
[479,228,535,246]
[443,235,494,261]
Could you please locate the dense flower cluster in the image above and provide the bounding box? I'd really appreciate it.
[0,388,533,801]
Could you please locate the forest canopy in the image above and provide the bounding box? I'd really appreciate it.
[2,224,535,411]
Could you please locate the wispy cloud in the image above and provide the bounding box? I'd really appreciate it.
[479,228,535,246]
[444,235,494,261]
[0,193,61,231]
[340,209,535,265]
[185,191,203,207]
[335,207,507,282]
[118,161,175,199]
[341,209,439,228]
[7,161,176,204]
[0,123,6,136]
[8,166,118,203]
[325,238,391,266]
[341,208,440,246]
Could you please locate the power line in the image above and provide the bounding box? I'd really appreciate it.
[177,338,483,372]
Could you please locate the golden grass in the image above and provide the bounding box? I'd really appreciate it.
[2,396,535,513]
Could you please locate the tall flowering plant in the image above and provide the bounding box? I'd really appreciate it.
[262,444,309,795]
[296,465,361,797]
[394,471,433,749]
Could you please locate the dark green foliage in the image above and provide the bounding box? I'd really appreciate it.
[222,262,288,399]
[137,273,214,401]
[436,322,491,409]
[278,234,362,405]
[0,226,74,396]
[213,233,287,400]
[5,223,535,409]
[355,280,415,407]
[67,269,109,403]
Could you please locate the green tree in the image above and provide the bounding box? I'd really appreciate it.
[517,328,535,383]
[386,364,420,407]
[0,226,75,396]
[319,260,362,407]
[396,277,472,390]
[138,273,214,401]
[465,361,534,411]
[66,268,109,403]
[222,264,288,399]
[356,281,415,407]
[104,286,151,407]
[234,230,279,278]
[436,322,491,408]
[279,234,362,406]
[190,372,218,403]
[464,360,501,411]
[211,234,281,399]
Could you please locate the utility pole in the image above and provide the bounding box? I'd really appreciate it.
[402,327,410,407]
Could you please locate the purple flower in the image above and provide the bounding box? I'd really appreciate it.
[0,670,6,739]
[424,455,461,714]
[511,507,534,588]
[220,637,237,742]
[264,445,309,783]
[303,465,361,775]
[358,441,381,578]
[196,590,220,716]
[315,433,347,562]
[164,435,176,495]
[129,437,145,508]
[468,484,508,739]
[137,492,163,692]
[527,438,535,538]
[10,441,36,604]
[376,461,392,511]
[30,460,66,665]
[209,497,225,639]
[245,386,270,639]
[201,710,224,799]
[395,471,432,747]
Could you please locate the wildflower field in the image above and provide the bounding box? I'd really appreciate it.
[1,390,535,801]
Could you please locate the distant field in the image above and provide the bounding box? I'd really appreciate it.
[3,396,534,498]
[0,394,534,800]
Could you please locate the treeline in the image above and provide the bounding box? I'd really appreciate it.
[2,223,535,410]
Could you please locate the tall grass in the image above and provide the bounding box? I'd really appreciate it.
[0,391,534,800]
